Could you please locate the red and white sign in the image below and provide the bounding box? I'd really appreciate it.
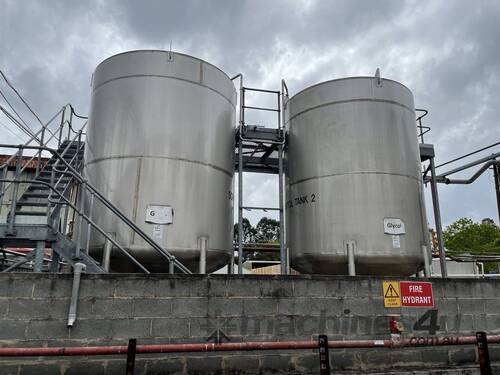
[399,281,433,307]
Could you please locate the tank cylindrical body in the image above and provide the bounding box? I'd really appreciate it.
[285,77,429,275]
[85,50,236,272]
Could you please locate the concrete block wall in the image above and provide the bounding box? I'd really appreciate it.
[0,273,499,374]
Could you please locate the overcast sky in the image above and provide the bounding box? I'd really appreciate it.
[1,0,499,229]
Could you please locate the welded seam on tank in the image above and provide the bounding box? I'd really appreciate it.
[289,171,421,186]
[287,98,414,122]
[85,155,233,178]
[93,74,236,108]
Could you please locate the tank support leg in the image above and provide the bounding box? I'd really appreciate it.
[346,241,356,276]
[102,234,113,272]
[422,245,431,277]
[198,236,207,274]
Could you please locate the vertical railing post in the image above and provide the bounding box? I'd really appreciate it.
[46,168,56,226]
[102,233,113,272]
[85,192,94,254]
[33,240,45,272]
[126,338,137,375]
[75,181,86,259]
[278,143,286,275]
[50,249,60,272]
[318,335,330,375]
[429,157,447,277]
[476,332,492,375]
[237,140,244,275]
[36,126,45,176]
[7,148,24,235]
[58,107,65,148]
[67,109,73,141]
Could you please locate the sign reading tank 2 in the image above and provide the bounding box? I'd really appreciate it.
[383,281,434,308]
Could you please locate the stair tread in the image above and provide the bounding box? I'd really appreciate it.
[14,211,47,216]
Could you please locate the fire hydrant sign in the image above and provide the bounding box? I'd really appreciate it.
[383,281,433,308]
[400,281,433,307]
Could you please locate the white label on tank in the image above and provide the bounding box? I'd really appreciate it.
[383,218,405,235]
[392,235,401,248]
[145,205,173,224]
[152,224,163,240]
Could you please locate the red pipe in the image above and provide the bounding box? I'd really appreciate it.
[0,336,499,357]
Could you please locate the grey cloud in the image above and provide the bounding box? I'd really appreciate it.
[1,0,499,228]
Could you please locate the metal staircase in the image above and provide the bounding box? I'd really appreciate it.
[0,105,191,274]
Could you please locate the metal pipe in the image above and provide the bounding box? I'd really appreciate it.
[429,157,447,278]
[1,335,500,357]
[438,161,500,185]
[422,245,430,277]
[494,164,500,224]
[437,152,500,178]
[67,262,85,327]
[198,236,207,274]
[436,141,500,169]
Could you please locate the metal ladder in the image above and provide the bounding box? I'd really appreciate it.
[232,75,287,274]
[0,105,191,274]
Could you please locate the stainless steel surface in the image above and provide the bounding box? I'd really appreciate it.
[85,50,236,272]
[285,77,429,275]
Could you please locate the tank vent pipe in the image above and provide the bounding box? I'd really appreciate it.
[198,236,208,274]
[67,262,86,327]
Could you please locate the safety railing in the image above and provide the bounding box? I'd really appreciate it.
[415,108,430,143]
[0,141,191,274]
[0,104,83,214]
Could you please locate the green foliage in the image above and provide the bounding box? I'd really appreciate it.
[443,217,500,273]
[443,217,500,255]
[233,218,257,244]
[233,217,280,261]
[255,217,280,243]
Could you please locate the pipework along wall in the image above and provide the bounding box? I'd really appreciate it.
[0,273,499,374]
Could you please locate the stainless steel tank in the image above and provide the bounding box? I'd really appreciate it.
[85,50,236,272]
[285,76,429,275]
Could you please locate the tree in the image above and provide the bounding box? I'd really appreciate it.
[233,218,257,244]
[443,217,500,273]
[233,217,281,261]
[255,217,280,243]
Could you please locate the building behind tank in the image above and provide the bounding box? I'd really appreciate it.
[84,50,236,273]
[284,75,430,276]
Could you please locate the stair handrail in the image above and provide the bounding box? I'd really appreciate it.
[0,178,150,273]
[415,108,430,144]
[0,104,85,208]
[0,143,192,274]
